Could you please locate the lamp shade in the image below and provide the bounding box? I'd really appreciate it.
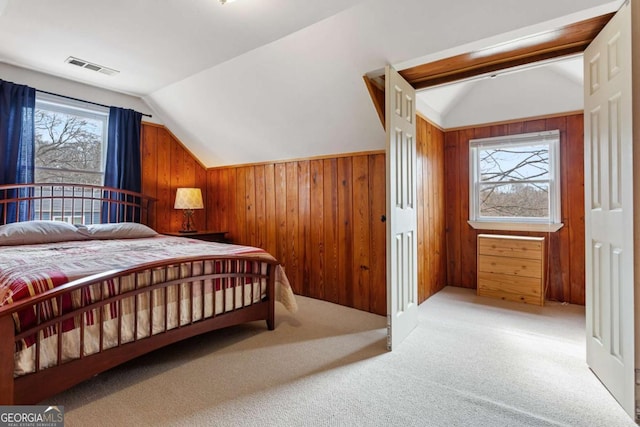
[174,188,204,210]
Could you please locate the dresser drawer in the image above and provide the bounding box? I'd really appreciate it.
[478,254,542,278]
[478,236,543,259]
[477,234,545,306]
[477,271,544,305]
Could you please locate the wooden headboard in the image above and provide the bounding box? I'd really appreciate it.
[0,183,156,226]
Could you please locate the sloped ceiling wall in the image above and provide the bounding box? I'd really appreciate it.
[420,63,584,129]
[0,0,621,167]
[145,0,620,167]
[444,68,583,129]
[0,0,365,96]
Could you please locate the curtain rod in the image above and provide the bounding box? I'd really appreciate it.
[36,89,153,118]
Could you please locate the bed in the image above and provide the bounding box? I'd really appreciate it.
[0,183,296,405]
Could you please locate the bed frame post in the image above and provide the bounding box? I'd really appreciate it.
[0,315,15,404]
[266,264,276,330]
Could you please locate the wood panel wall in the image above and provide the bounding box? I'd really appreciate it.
[206,155,388,315]
[138,117,451,314]
[443,113,586,305]
[416,115,447,302]
[140,123,207,233]
[205,118,447,313]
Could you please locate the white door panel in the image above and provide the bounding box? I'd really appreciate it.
[584,1,635,418]
[386,65,418,350]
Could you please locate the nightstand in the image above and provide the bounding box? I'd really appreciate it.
[162,230,229,243]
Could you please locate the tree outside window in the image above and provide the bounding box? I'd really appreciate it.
[34,94,108,185]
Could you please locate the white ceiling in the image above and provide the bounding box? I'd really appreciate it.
[417,55,585,128]
[0,0,363,95]
[0,0,624,167]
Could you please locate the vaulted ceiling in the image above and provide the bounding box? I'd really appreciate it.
[417,55,585,129]
[0,0,624,167]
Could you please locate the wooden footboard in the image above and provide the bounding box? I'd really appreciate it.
[0,255,276,405]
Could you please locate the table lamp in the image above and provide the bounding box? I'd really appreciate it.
[174,187,204,233]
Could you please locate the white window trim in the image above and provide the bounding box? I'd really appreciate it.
[468,130,563,232]
[467,220,563,232]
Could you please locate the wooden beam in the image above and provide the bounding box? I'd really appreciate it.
[399,13,614,90]
[363,75,385,130]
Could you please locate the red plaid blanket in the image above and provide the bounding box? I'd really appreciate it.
[7,269,74,348]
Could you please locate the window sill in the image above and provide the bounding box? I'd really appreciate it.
[467,221,564,233]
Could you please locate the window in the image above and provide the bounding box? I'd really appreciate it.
[52,215,84,225]
[33,94,109,224]
[469,130,562,232]
[35,93,108,185]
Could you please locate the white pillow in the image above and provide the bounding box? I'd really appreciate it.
[75,222,158,240]
[0,220,87,246]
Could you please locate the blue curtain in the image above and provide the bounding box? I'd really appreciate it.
[0,79,36,223]
[102,107,143,222]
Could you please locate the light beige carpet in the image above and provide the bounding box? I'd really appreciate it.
[46,287,635,426]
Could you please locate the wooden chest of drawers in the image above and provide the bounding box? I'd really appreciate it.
[477,234,545,306]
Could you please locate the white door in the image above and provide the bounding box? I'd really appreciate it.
[385,65,418,350]
[584,1,636,418]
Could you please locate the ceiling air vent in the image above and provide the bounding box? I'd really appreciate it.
[65,56,119,76]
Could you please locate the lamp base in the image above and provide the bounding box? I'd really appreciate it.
[178,229,198,234]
